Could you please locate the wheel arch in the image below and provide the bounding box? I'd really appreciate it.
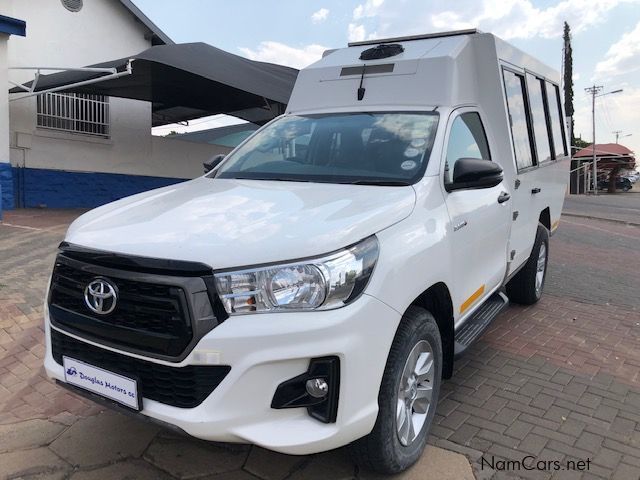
[538,207,551,231]
[407,282,455,379]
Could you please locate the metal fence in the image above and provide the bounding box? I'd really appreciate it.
[36,92,110,137]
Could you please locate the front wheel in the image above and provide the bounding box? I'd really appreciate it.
[350,306,442,474]
[506,223,549,304]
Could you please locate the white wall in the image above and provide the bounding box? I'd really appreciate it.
[3,0,219,180]
[0,33,8,165]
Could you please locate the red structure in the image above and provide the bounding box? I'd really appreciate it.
[571,143,636,193]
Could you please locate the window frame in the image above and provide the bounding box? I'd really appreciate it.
[525,71,554,164]
[36,92,110,139]
[501,66,538,173]
[545,81,568,158]
[441,108,494,189]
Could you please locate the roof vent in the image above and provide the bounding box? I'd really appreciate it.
[61,0,83,12]
[359,43,404,61]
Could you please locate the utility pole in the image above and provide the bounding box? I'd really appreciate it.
[585,85,602,194]
[613,131,632,143]
[584,86,623,195]
[613,130,622,143]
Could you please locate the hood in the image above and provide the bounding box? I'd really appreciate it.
[66,177,416,269]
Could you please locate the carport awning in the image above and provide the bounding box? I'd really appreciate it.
[9,42,299,126]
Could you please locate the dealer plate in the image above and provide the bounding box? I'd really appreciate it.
[63,356,141,410]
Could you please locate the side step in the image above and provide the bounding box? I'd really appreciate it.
[454,291,509,358]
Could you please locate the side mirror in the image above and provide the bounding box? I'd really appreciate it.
[204,154,225,173]
[447,158,503,191]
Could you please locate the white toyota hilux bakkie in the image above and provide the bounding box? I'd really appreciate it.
[44,30,568,473]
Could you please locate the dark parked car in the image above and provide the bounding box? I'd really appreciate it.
[598,177,633,192]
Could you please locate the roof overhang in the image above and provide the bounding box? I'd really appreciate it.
[0,14,26,37]
[9,42,298,126]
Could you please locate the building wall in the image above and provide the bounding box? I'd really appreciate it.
[2,0,225,209]
[0,33,10,218]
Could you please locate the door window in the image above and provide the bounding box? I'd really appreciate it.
[444,112,491,184]
[503,70,535,170]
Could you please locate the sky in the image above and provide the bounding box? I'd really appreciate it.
[136,0,640,155]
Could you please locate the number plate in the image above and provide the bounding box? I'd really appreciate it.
[63,356,141,410]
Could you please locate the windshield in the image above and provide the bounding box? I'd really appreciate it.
[214,112,440,185]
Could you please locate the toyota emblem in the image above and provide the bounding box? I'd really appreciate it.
[84,278,118,315]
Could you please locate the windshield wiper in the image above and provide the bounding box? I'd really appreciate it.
[343,179,412,186]
[230,176,312,183]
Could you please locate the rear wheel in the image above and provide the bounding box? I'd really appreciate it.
[350,306,442,474]
[506,223,549,305]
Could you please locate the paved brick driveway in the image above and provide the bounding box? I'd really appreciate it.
[1,208,639,479]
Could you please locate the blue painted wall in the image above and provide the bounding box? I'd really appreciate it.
[11,167,186,209]
[0,162,14,219]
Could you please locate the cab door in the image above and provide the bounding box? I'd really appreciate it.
[442,110,512,323]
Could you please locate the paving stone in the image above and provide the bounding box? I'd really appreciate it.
[0,418,66,453]
[465,416,507,434]
[545,440,592,460]
[290,449,355,480]
[592,447,623,469]
[532,425,575,445]
[518,433,548,456]
[558,418,585,438]
[574,431,603,454]
[0,446,70,479]
[593,404,618,423]
[69,459,173,480]
[609,416,636,437]
[476,429,518,449]
[530,393,554,411]
[550,372,572,386]
[504,420,534,441]
[244,446,306,480]
[448,423,480,447]
[50,411,159,467]
[439,410,469,430]
[612,462,640,480]
[144,436,249,479]
[436,398,460,417]
[362,445,474,480]
[578,392,602,410]
[543,405,570,424]
[563,381,587,399]
[492,407,519,427]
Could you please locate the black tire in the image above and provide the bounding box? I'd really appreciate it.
[506,223,549,305]
[350,306,442,474]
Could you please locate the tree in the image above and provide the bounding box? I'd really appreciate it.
[563,22,575,152]
[573,136,590,149]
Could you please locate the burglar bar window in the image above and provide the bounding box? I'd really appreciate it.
[36,92,110,138]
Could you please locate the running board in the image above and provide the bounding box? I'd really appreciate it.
[454,291,509,358]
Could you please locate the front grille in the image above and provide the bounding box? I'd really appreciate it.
[51,262,191,337]
[52,329,230,408]
[49,260,193,357]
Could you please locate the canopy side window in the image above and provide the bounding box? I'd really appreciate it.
[502,69,536,171]
[545,81,568,157]
[525,73,552,164]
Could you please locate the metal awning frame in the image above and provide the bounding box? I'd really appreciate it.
[9,60,134,101]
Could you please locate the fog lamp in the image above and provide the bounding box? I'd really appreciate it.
[305,378,329,398]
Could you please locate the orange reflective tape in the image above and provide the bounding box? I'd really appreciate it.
[460,284,485,314]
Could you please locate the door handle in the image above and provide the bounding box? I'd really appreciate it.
[498,192,511,204]
[531,187,541,194]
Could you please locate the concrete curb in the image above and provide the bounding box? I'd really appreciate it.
[562,212,640,227]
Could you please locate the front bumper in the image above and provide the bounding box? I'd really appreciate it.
[44,293,401,455]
